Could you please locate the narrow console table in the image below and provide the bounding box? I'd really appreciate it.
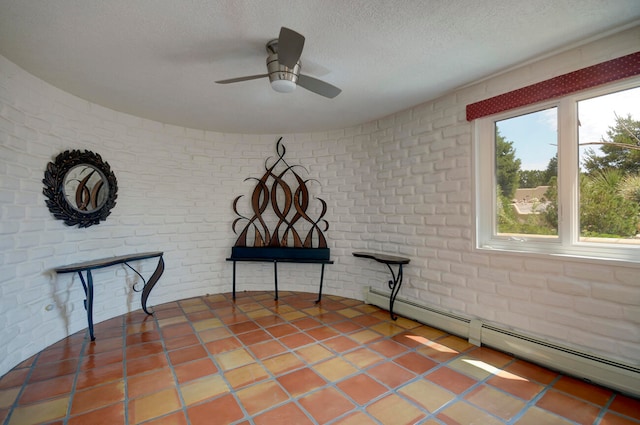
[54,251,165,341]
[353,251,410,320]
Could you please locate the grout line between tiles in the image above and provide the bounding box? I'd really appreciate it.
[156,302,192,425]
[2,343,43,425]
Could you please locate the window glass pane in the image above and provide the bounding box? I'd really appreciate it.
[495,108,558,239]
[578,86,640,244]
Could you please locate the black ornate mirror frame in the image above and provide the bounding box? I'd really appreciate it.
[43,150,118,228]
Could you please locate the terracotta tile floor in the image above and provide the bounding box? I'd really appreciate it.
[1,291,639,425]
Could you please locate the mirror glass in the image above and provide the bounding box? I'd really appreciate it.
[63,165,109,213]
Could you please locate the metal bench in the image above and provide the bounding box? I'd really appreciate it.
[228,139,333,302]
[227,247,333,302]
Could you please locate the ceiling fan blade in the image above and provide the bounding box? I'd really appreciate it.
[278,27,305,68]
[297,74,342,98]
[215,74,268,84]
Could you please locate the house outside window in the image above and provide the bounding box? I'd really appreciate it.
[475,78,640,263]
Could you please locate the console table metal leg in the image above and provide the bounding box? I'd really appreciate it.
[77,270,95,341]
[386,264,404,321]
[125,255,165,315]
[141,255,164,314]
[316,263,326,303]
[273,261,279,301]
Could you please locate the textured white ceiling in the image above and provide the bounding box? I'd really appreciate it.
[1,1,639,134]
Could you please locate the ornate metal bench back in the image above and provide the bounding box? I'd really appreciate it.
[232,138,329,249]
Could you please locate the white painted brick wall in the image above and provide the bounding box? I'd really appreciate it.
[342,26,640,366]
[1,27,640,378]
[0,56,284,375]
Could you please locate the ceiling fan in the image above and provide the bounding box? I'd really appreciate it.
[215,27,341,99]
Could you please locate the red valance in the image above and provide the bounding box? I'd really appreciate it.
[466,51,640,121]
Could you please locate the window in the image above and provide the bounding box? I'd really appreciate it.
[475,78,640,263]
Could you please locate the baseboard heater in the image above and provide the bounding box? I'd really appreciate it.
[363,286,640,397]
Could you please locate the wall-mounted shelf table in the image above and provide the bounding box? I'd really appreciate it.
[353,251,410,320]
[54,251,165,340]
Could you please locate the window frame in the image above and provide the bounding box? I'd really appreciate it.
[474,77,640,264]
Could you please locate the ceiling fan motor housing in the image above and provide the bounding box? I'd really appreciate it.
[266,40,300,92]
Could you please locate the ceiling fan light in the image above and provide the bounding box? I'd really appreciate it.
[270,79,296,93]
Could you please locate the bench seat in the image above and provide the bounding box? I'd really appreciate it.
[227,247,333,301]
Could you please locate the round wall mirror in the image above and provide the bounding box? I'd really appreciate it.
[43,150,118,228]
